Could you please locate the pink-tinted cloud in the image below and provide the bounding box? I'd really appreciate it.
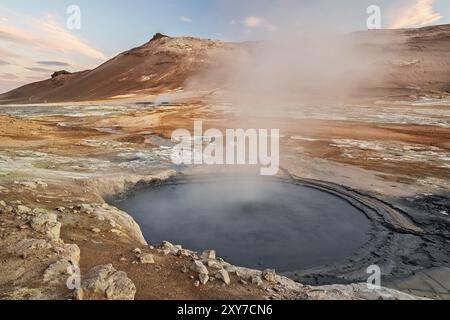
[389,0,442,29]
[244,16,278,32]
[0,14,107,61]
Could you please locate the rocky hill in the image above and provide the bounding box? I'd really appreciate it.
[1,25,450,104]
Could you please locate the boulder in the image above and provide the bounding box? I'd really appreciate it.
[43,259,72,283]
[191,261,209,275]
[30,213,61,241]
[215,270,231,285]
[75,264,136,300]
[262,269,277,283]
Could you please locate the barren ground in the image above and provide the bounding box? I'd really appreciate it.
[0,98,449,300]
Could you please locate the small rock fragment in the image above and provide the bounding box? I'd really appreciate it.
[139,253,155,264]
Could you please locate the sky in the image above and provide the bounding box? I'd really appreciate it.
[0,0,448,93]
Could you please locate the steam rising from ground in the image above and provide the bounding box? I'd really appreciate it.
[187,1,387,117]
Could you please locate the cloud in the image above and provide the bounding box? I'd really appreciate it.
[244,16,278,32]
[389,0,442,29]
[0,59,10,65]
[26,67,54,73]
[37,60,70,67]
[0,13,107,61]
[180,16,192,23]
[0,72,18,80]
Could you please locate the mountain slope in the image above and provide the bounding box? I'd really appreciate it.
[0,34,241,104]
[1,26,450,104]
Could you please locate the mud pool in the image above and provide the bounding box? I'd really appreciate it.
[115,177,373,272]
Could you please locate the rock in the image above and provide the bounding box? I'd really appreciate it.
[11,238,52,257]
[139,254,155,264]
[56,207,66,213]
[16,181,37,189]
[0,200,6,207]
[207,260,223,269]
[161,241,175,251]
[240,279,248,285]
[33,208,48,215]
[30,213,61,241]
[76,264,136,300]
[191,261,209,275]
[181,266,188,273]
[215,270,231,285]
[194,281,200,287]
[79,204,94,214]
[133,248,142,256]
[262,269,277,283]
[251,276,263,287]
[43,259,72,283]
[202,250,216,260]
[60,243,81,265]
[16,205,32,215]
[199,273,209,285]
[35,180,48,188]
[91,228,101,233]
[119,257,127,262]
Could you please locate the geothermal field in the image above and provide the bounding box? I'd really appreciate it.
[0,2,449,302]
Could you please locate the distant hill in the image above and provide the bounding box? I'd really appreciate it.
[1,25,450,104]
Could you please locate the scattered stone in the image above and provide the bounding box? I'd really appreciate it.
[202,250,216,260]
[91,228,101,233]
[15,181,37,189]
[0,200,6,207]
[101,203,109,209]
[139,253,155,264]
[191,261,208,275]
[133,248,142,256]
[199,273,209,285]
[43,259,72,283]
[33,208,48,215]
[56,207,66,213]
[35,180,48,188]
[79,204,94,214]
[75,264,136,300]
[119,257,127,262]
[215,270,231,285]
[30,213,61,241]
[110,229,122,236]
[162,249,171,255]
[251,276,263,287]
[181,265,188,273]
[262,269,277,283]
[161,241,175,251]
[16,205,32,215]
[240,279,248,285]
[60,243,81,265]
[193,281,200,288]
[207,260,222,269]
